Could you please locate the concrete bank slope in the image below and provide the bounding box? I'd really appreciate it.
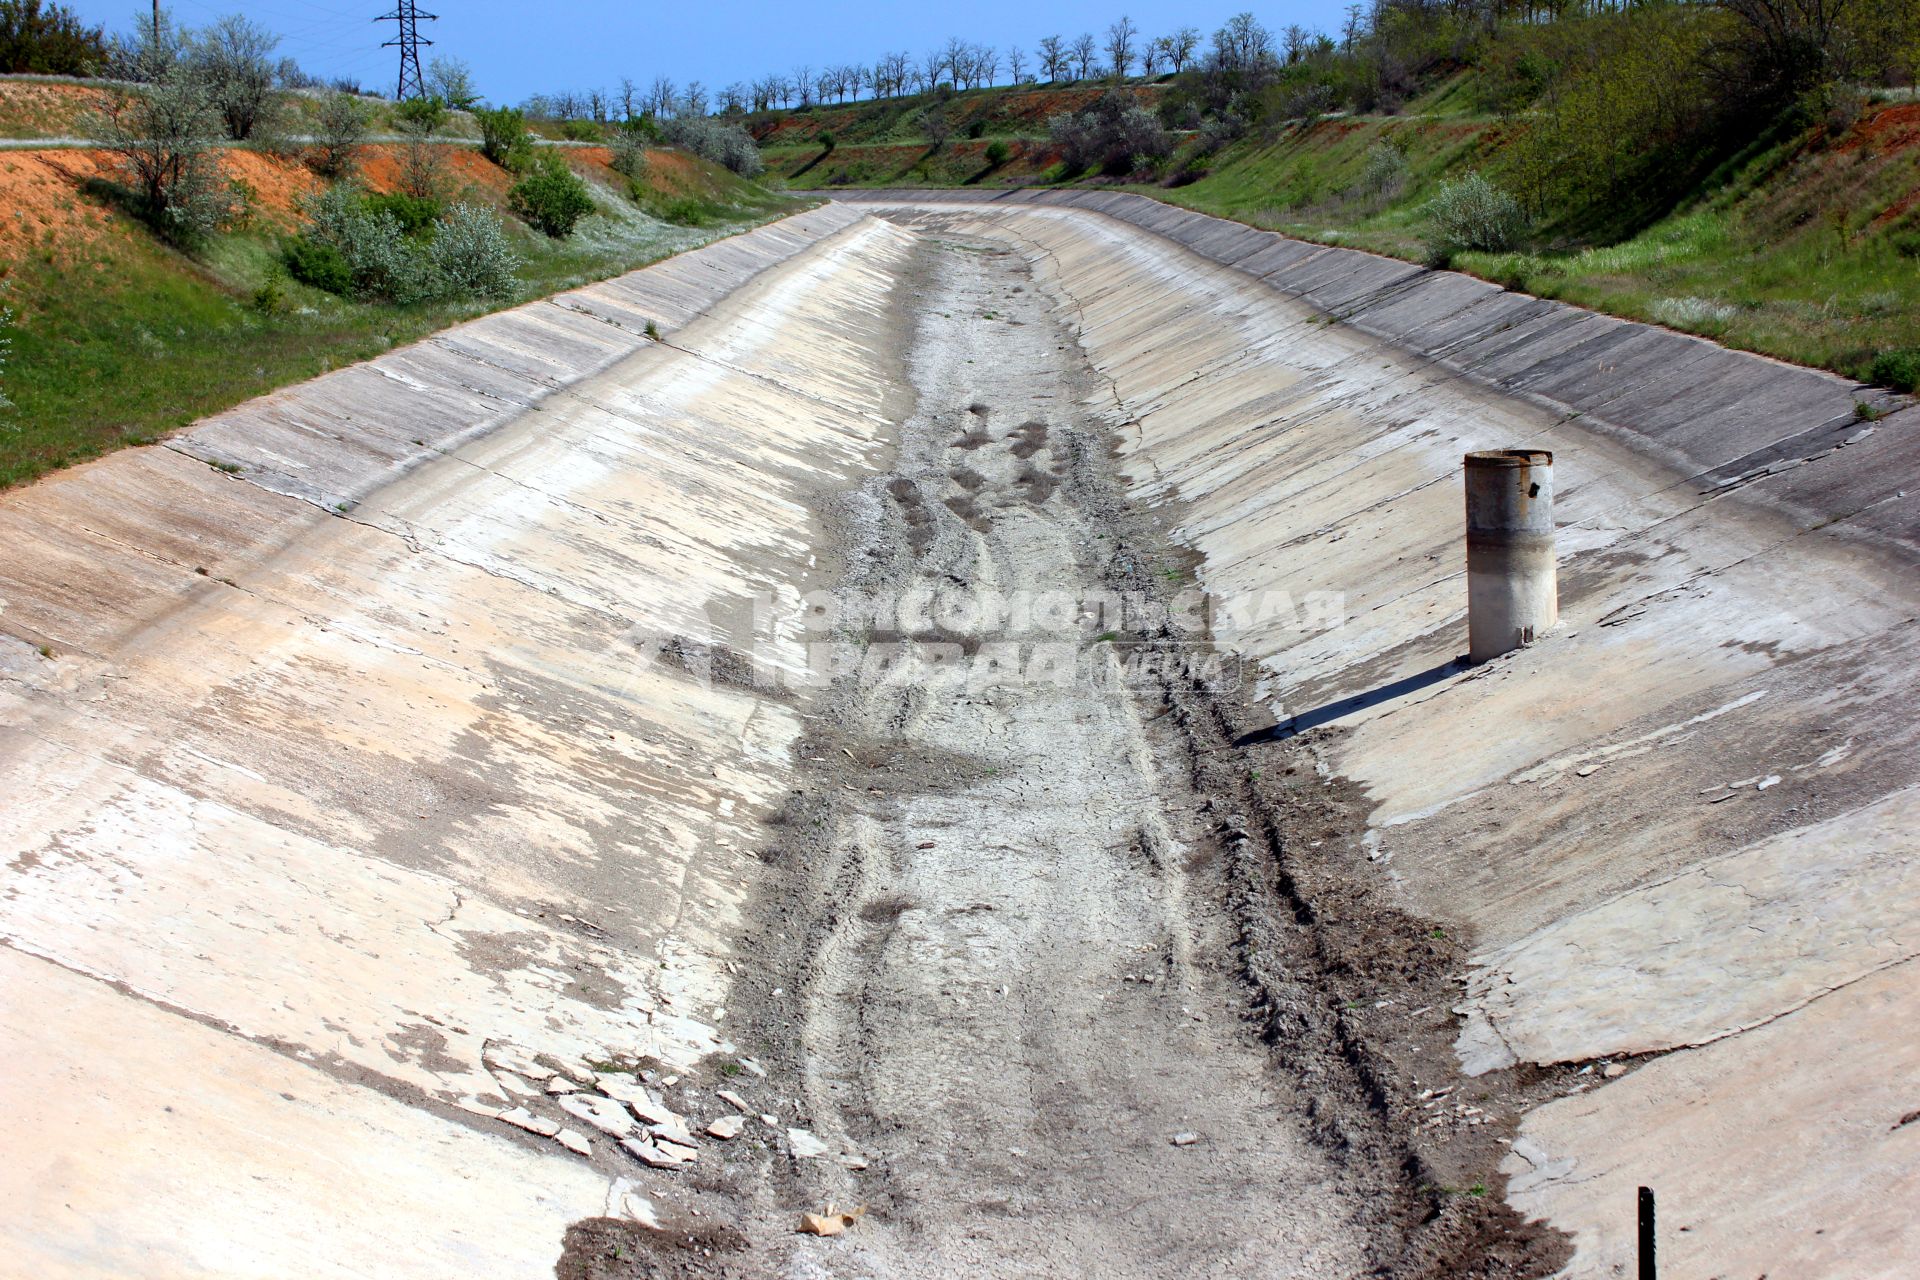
[837,191,1920,1279]
[0,203,911,1276]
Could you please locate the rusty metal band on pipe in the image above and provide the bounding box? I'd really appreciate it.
[1464,449,1557,663]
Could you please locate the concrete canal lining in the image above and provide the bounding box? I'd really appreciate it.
[0,192,1913,1279]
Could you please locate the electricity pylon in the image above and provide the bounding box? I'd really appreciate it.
[376,1,437,101]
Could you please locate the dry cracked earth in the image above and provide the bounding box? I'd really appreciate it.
[555,229,1567,1278]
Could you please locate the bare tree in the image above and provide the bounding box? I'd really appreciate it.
[1105,15,1138,79]
[1037,35,1065,82]
[1282,24,1313,64]
[814,69,834,105]
[1165,25,1200,72]
[1006,44,1027,84]
[1142,37,1165,75]
[1069,33,1098,80]
[587,87,608,122]
[880,51,911,97]
[942,35,968,88]
[977,44,1001,86]
[617,77,637,120]
[920,48,945,90]
[720,82,746,114]
[792,64,813,106]
[1212,12,1274,72]
[681,81,707,117]
[648,75,675,118]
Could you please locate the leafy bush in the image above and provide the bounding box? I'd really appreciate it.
[1870,349,1920,393]
[608,127,647,178]
[659,115,764,177]
[282,235,351,294]
[0,278,14,411]
[297,183,432,302]
[85,63,236,245]
[560,119,602,142]
[474,105,529,167]
[1423,172,1526,263]
[309,91,369,179]
[1359,141,1408,200]
[427,203,520,300]
[393,95,448,137]
[984,139,1011,167]
[508,151,596,237]
[187,14,279,141]
[362,191,442,235]
[1048,90,1172,176]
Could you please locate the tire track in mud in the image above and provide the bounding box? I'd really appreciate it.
[747,232,1370,1277]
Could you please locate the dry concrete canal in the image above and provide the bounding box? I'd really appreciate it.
[1,196,1915,1279]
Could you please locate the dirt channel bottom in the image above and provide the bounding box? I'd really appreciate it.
[558,224,1572,1279]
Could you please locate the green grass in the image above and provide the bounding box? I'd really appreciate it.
[1150,104,1920,383]
[0,166,797,489]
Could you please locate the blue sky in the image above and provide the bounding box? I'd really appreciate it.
[69,1,1353,105]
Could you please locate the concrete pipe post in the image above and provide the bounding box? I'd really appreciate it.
[1464,449,1557,663]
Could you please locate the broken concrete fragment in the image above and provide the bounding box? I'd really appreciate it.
[706,1114,745,1140]
[717,1088,751,1113]
[787,1128,832,1159]
[605,1178,661,1230]
[650,1118,699,1150]
[559,1093,634,1137]
[555,1128,592,1157]
[496,1107,561,1138]
[798,1206,866,1237]
[622,1136,693,1169]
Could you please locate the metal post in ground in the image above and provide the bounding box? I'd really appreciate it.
[1464,449,1557,663]
[1638,1186,1657,1280]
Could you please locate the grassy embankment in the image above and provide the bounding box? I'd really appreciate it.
[0,78,797,489]
[754,73,1920,386]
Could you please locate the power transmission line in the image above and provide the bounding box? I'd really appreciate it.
[374,0,435,100]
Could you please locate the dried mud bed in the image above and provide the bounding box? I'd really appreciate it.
[558,229,1572,1278]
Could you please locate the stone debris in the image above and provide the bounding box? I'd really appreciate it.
[797,1205,866,1237]
[706,1114,746,1140]
[736,1056,769,1078]
[1170,1132,1200,1147]
[651,1118,700,1151]
[839,1152,871,1171]
[1603,1063,1628,1079]
[555,1128,592,1157]
[491,1070,537,1097]
[605,1177,661,1229]
[453,1095,506,1118]
[559,1093,634,1137]
[787,1128,832,1159]
[497,1107,561,1137]
[717,1088,751,1113]
[623,1135,695,1169]
[545,1076,578,1094]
